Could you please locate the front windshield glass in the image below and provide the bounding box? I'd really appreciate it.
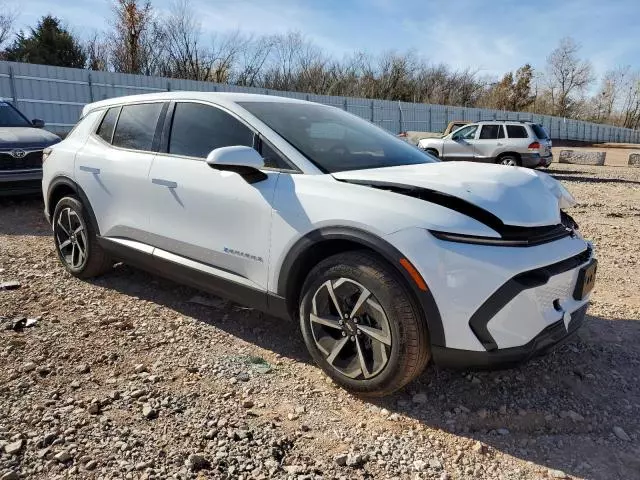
[0,101,31,127]
[239,101,437,173]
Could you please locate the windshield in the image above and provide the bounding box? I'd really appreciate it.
[0,101,31,127]
[239,101,436,173]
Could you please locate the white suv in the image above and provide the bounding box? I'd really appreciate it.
[42,92,596,396]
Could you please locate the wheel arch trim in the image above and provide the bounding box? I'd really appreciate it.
[276,226,446,347]
[47,176,100,235]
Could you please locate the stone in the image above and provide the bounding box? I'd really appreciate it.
[628,153,640,167]
[413,459,427,471]
[133,364,148,374]
[85,460,97,470]
[88,403,100,415]
[22,362,36,373]
[142,405,158,419]
[613,426,631,441]
[334,453,348,466]
[548,469,568,479]
[242,399,254,408]
[477,408,488,419]
[345,453,366,467]
[412,393,428,404]
[558,150,606,166]
[77,364,90,374]
[54,451,73,463]
[567,410,584,422]
[4,439,23,455]
[429,458,442,470]
[1,472,19,480]
[496,428,510,435]
[472,441,487,454]
[185,453,210,472]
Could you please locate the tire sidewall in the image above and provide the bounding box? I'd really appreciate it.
[497,155,520,166]
[299,256,416,393]
[52,196,91,275]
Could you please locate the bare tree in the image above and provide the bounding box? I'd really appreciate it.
[0,2,18,48]
[85,32,109,71]
[108,0,165,75]
[545,37,593,117]
[235,34,274,87]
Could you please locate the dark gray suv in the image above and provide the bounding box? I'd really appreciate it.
[0,100,61,195]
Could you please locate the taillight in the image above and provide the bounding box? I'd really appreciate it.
[528,142,540,151]
[42,147,52,163]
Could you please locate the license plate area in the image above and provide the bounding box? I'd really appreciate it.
[573,259,597,300]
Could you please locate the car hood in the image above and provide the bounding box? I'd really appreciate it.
[332,162,574,228]
[0,127,61,149]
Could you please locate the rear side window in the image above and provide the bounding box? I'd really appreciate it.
[531,124,549,140]
[506,125,528,139]
[169,102,254,158]
[479,124,503,139]
[112,103,164,151]
[96,107,119,143]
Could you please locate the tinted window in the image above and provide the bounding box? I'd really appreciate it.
[261,139,292,170]
[96,107,119,143]
[169,102,254,158]
[239,101,436,173]
[479,124,501,139]
[112,103,163,151]
[531,124,549,139]
[0,101,31,127]
[506,125,528,139]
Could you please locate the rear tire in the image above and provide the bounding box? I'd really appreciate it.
[299,251,430,397]
[425,148,439,158]
[52,196,112,279]
[496,155,521,166]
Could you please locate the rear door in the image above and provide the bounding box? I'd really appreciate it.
[531,123,552,156]
[442,124,478,161]
[75,102,166,243]
[474,124,505,162]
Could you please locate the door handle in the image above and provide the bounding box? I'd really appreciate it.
[79,166,100,174]
[152,178,178,189]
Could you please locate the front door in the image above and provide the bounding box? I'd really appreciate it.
[442,124,478,161]
[146,101,278,290]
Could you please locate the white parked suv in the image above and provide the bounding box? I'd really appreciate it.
[42,92,596,396]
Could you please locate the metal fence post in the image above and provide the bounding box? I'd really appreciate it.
[167,81,171,91]
[87,73,94,102]
[8,65,17,106]
[428,107,432,132]
[370,100,374,122]
[343,98,348,111]
[398,102,403,133]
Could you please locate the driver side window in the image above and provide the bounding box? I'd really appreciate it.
[454,125,478,140]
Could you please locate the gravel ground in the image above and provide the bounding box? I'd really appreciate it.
[1,162,639,480]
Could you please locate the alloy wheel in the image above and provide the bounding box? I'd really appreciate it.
[309,278,392,379]
[501,157,518,166]
[54,207,88,269]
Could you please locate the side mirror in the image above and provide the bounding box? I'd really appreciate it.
[32,118,45,128]
[205,146,267,183]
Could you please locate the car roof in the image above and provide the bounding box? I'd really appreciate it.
[82,92,312,117]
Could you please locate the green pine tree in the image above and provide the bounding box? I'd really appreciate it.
[4,15,86,68]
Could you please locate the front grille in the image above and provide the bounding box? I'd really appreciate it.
[500,223,572,246]
[0,151,43,171]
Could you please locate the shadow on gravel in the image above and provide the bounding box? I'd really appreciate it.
[551,175,640,185]
[90,264,640,480]
[545,168,592,175]
[0,195,49,236]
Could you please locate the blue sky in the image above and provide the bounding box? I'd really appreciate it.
[16,0,640,80]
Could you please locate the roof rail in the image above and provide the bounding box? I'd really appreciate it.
[482,119,532,123]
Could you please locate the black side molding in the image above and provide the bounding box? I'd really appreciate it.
[469,247,592,351]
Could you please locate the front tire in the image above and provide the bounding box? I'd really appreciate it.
[299,251,430,396]
[425,148,439,158]
[52,196,112,278]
